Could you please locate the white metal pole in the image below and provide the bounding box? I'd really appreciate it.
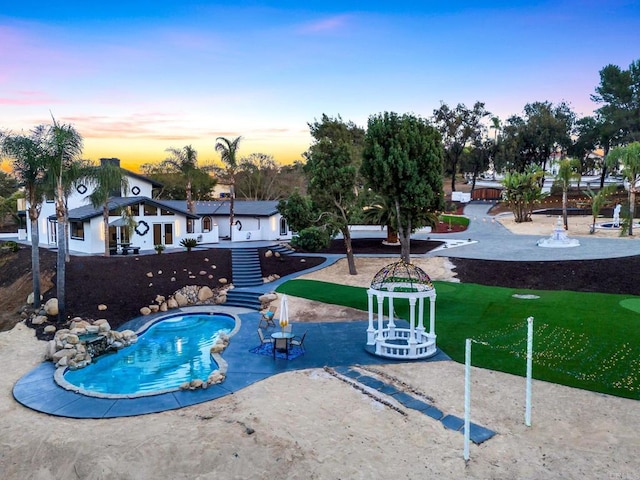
[464,338,471,461]
[525,316,533,427]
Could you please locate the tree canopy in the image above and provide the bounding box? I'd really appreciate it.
[361,112,444,262]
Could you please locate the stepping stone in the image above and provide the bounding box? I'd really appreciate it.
[441,414,464,431]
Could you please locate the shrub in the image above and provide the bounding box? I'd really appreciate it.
[154,244,166,254]
[291,227,330,252]
[0,240,19,252]
[180,238,198,251]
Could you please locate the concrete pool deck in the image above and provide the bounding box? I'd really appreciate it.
[13,308,449,418]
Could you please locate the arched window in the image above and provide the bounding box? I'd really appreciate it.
[280,217,288,236]
[202,216,212,232]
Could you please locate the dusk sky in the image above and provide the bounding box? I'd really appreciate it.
[1,1,639,172]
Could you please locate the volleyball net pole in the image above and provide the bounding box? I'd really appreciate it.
[464,317,534,461]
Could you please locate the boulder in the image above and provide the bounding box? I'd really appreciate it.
[148,304,160,313]
[199,270,207,276]
[219,278,228,284]
[139,306,151,316]
[264,250,273,258]
[44,298,59,316]
[26,292,42,305]
[44,325,57,334]
[32,315,48,325]
[97,304,108,311]
[167,297,179,309]
[155,295,166,303]
[174,292,188,307]
[86,325,100,334]
[146,272,153,278]
[197,286,214,301]
[159,302,168,312]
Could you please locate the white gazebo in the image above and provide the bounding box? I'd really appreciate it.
[366,260,437,359]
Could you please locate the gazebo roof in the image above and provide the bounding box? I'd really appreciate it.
[370,260,434,293]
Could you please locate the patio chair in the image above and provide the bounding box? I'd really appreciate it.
[259,306,277,329]
[290,331,307,352]
[258,328,274,345]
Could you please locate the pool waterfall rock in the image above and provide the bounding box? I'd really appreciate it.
[180,332,230,391]
[47,318,138,370]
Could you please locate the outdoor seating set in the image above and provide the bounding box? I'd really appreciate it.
[257,303,307,359]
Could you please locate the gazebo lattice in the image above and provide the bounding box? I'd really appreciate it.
[366,260,437,359]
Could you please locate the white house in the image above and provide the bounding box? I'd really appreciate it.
[26,158,293,254]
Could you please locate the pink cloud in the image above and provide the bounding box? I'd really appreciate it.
[0,91,57,106]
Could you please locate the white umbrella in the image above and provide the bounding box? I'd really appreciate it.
[279,294,290,332]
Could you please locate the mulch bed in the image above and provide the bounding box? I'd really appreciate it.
[3,238,639,340]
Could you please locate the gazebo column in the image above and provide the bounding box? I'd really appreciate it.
[429,295,436,336]
[408,298,417,357]
[417,297,426,337]
[388,297,396,329]
[367,290,375,345]
[375,296,385,355]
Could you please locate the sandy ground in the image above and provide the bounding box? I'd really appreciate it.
[496,212,630,239]
[2,238,640,478]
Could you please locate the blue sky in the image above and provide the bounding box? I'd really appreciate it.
[1,1,639,170]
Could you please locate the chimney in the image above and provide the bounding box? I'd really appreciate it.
[100,158,121,167]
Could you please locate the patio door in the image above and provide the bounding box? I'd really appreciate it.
[153,223,174,246]
[48,219,57,245]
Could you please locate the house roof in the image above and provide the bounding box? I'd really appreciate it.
[123,169,163,188]
[161,200,281,217]
[60,196,199,222]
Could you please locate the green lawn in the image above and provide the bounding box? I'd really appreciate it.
[277,279,640,400]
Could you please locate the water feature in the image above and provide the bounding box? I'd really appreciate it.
[537,216,580,248]
[60,313,235,397]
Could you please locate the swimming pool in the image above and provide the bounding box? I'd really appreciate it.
[59,313,236,398]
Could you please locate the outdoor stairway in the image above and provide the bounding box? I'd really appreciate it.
[332,366,496,445]
[268,244,295,257]
[224,289,263,310]
[231,248,263,287]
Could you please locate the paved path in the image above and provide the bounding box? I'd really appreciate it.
[420,202,640,261]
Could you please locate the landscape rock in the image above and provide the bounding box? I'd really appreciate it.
[44,298,59,316]
[97,304,108,311]
[197,286,214,301]
[140,306,151,316]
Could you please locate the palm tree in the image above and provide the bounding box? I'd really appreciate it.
[162,145,198,214]
[607,142,640,236]
[43,117,84,322]
[1,129,48,308]
[215,136,242,234]
[87,162,129,256]
[555,158,580,230]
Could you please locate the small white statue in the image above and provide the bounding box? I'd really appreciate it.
[613,203,621,228]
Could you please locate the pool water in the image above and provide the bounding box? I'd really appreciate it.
[63,313,235,396]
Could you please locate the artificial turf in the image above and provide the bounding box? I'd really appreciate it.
[277,279,640,400]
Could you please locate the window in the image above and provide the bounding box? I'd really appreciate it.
[70,221,85,240]
[160,208,174,216]
[187,219,195,234]
[143,203,158,216]
[128,203,140,216]
[202,216,212,232]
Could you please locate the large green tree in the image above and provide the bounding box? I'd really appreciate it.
[432,101,490,191]
[304,115,364,275]
[86,162,129,256]
[499,102,575,175]
[236,153,280,200]
[215,136,242,233]
[1,129,48,308]
[607,142,640,235]
[361,112,445,263]
[591,59,640,144]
